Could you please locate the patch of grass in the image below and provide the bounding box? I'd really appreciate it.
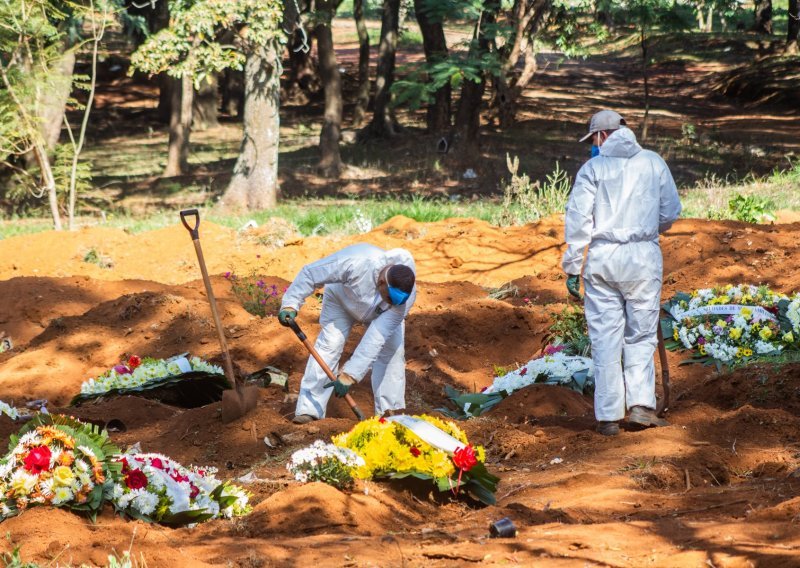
[82,247,114,269]
[398,28,424,48]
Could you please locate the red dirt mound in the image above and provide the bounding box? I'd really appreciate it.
[488,384,593,422]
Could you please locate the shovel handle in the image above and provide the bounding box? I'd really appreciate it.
[289,321,365,421]
[656,323,670,416]
[180,209,200,240]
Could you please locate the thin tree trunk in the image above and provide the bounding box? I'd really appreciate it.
[367,0,401,137]
[753,0,772,34]
[192,75,219,130]
[414,0,450,136]
[164,75,193,177]
[316,10,343,177]
[33,143,62,230]
[640,26,650,142]
[788,0,800,52]
[221,45,281,210]
[353,0,371,127]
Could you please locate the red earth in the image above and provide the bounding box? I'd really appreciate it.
[1,215,799,566]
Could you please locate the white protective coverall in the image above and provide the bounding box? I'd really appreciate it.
[281,243,416,418]
[562,127,682,421]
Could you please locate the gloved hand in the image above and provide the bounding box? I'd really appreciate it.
[566,274,582,300]
[278,308,297,327]
[324,372,356,398]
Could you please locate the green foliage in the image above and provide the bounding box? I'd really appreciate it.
[82,247,114,268]
[728,193,776,224]
[496,156,571,226]
[130,0,287,83]
[547,304,590,357]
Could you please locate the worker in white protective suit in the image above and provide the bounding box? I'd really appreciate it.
[277,243,416,424]
[562,110,682,436]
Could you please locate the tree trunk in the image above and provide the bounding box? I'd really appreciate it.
[705,5,713,32]
[220,68,245,117]
[316,10,344,178]
[221,45,281,210]
[367,0,401,137]
[788,0,800,52]
[39,48,76,153]
[753,0,772,34]
[192,75,219,130]
[640,27,650,142]
[163,75,193,177]
[33,143,62,230]
[286,29,321,102]
[452,6,496,161]
[414,0,450,136]
[151,0,172,123]
[352,0,371,127]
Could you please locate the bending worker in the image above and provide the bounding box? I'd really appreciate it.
[278,243,416,424]
[563,110,682,436]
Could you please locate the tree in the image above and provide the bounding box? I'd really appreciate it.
[788,0,799,52]
[366,0,402,137]
[352,0,371,127]
[753,0,772,34]
[414,0,451,136]
[131,0,287,210]
[315,0,345,177]
[0,0,108,229]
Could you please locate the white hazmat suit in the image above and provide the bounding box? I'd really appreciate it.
[281,243,416,418]
[562,127,682,422]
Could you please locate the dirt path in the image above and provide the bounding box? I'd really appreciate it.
[1,216,800,566]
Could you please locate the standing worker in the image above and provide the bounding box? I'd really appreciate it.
[278,243,416,424]
[562,110,682,436]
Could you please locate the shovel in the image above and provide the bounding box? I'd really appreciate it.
[285,319,365,421]
[180,209,259,423]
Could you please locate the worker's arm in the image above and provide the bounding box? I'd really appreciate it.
[562,163,598,276]
[280,255,355,311]
[342,308,405,381]
[658,160,682,233]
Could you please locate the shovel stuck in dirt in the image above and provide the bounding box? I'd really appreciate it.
[180,209,259,423]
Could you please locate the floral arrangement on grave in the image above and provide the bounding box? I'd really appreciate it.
[661,284,799,367]
[0,415,120,520]
[290,415,498,505]
[440,346,594,419]
[286,441,365,490]
[0,401,18,421]
[110,451,251,526]
[72,354,227,405]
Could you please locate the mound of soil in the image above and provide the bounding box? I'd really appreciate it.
[488,384,593,422]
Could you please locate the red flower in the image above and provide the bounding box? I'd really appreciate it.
[519,367,527,376]
[150,457,164,470]
[170,471,188,483]
[453,445,478,472]
[190,484,200,499]
[128,355,142,370]
[410,446,421,457]
[119,457,130,472]
[378,417,386,424]
[23,446,52,474]
[125,469,148,490]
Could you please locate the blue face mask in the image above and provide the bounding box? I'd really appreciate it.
[591,145,600,158]
[388,285,410,306]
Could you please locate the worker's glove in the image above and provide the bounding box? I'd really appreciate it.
[566,274,582,300]
[324,372,356,398]
[278,308,297,327]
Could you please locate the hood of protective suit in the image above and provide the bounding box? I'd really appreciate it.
[561,127,682,281]
[599,127,642,158]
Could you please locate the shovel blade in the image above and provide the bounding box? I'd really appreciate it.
[221,385,260,423]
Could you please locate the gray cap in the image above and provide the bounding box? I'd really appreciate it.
[579,110,626,142]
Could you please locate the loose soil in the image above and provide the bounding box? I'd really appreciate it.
[1,215,800,567]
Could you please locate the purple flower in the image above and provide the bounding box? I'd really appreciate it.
[712,326,722,334]
[224,271,231,279]
[697,337,706,345]
[726,316,734,323]
[260,299,267,305]
[256,280,265,288]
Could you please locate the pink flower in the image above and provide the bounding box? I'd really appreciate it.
[190,484,200,499]
[113,364,131,375]
[224,271,231,279]
[150,457,164,470]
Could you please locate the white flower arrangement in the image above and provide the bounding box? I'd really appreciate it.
[663,285,798,365]
[109,452,250,525]
[80,356,223,396]
[0,400,19,421]
[286,440,365,488]
[484,351,594,395]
